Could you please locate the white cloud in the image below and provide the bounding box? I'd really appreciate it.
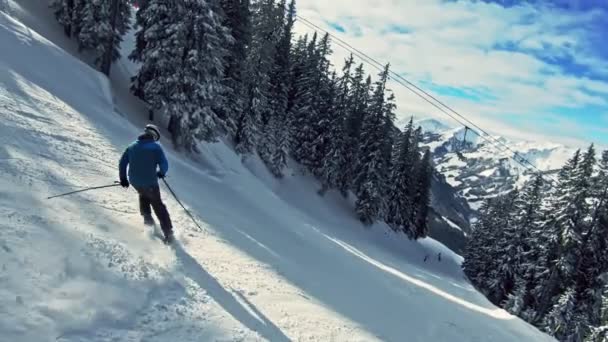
[293,0,608,148]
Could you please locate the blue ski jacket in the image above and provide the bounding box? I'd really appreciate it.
[119,134,169,188]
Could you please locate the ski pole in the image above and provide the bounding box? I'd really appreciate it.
[161,178,204,231]
[47,181,121,199]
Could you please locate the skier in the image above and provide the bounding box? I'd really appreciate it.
[119,124,175,244]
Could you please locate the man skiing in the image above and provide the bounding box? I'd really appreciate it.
[119,124,175,244]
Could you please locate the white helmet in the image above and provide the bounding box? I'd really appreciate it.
[145,124,161,141]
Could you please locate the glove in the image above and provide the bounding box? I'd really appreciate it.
[157,171,166,179]
[120,178,130,188]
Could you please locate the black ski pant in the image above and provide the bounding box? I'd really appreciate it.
[135,185,173,236]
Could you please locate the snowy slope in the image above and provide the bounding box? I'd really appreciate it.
[0,8,554,342]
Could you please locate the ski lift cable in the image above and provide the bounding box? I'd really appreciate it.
[295,15,558,182]
[294,15,560,186]
[296,16,517,154]
[295,16,553,169]
[295,18,517,159]
[294,17,514,158]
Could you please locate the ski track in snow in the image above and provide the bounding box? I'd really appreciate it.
[0,6,555,342]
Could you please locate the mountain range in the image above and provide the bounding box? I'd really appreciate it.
[411,117,577,251]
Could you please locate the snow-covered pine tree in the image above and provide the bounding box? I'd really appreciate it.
[353,64,391,225]
[260,0,295,177]
[571,148,608,335]
[533,147,597,328]
[385,118,414,234]
[463,199,493,284]
[560,144,596,271]
[462,191,518,302]
[78,0,132,75]
[290,33,328,170]
[483,190,519,304]
[465,149,608,341]
[175,0,232,150]
[217,0,251,135]
[405,126,422,203]
[285,34,308,137]
[49,0,84,38]
[128,0,162,103]
[307,67,338,180]
[378,90,397,216]
[590,151,608,269]
[130,0,231,151]
[462,196,508,288]
[347,70,372,192]
[543,287,588,341]
[490,175,544,315]
[586,284,608,341]
[412,149,432,239]
[318,55,355,196]
[235,0,279,155]
[132,0,148,48]
[306,34,334,177]
[129,1,179,110]
[502,174,545,317]
[287,33,316,161]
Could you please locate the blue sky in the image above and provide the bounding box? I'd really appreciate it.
[295,0,608,147]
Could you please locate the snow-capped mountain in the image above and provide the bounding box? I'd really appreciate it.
[416,118,576,213]
[412,118,454,134]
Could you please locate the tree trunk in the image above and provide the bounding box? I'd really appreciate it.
[100,0,120,76]
[65,0,75,37]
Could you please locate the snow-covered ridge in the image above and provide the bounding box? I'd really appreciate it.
[0,4,554,341]
[413,118,455,134]
[414,117,576,212]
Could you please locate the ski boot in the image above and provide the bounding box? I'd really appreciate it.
[143,214,155,226]
[163,231,175,245]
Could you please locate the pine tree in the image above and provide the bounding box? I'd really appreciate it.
[129,0,169,103]
[406,127,422,203]
[309,69,338,178]
[483,191,519,304]
[285,34,309,143]
[462,191,519,302]
[381,92,397,151]
[543,288,588,341]
[318,55,355,196]
[502,174,545,316]
[586,285,608,341]
[235,0,280,155]
[573,148,608,334]
[533,149,583,317]
[463,196,511,288]
[345,65,371,191]
[130,0,231,151]
[218,0,251,134]
[484,174,544,316]
[290,33,326,169]
[354,64,391,225]
[412,149,432,239]
[78,0,132,75]
[464,148,608,341]
[49,0,84,38]
[386,119,415,234]
[259,0,295,177]
[529,146,597,338]
[306,34,334,176]
[377,91,397,217]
